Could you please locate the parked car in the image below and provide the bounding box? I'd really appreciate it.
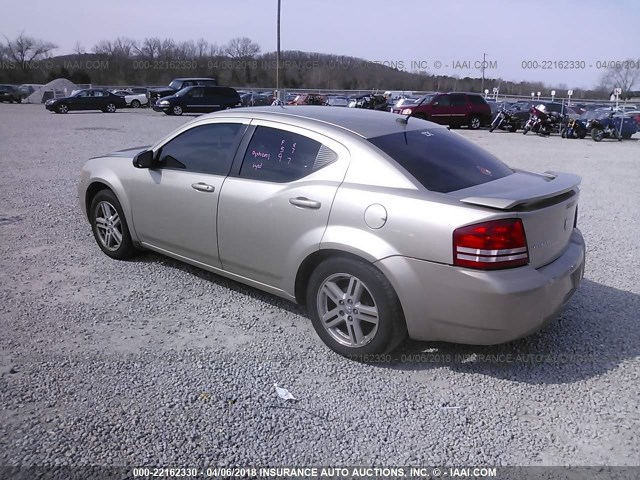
[325,96,350,107]
[288,93,326,105]
[0,84,21,103]
[78,106,585,356]
[18,84,43,101]
[110,89,148,108]
[348,94,388,111]
[152,86,241,115]
[391,92,492,129]
[240,92,271,107]
[129,87,148,95]
[44,89,126,114]
[147,78,218,105]
[623,110,640,126]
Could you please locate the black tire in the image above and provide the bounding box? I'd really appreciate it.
[306,257,407,357]
[171,105,183,116]
[578,130,587,139]
[622,132,632,140]
[89,190,136,260]
[56,104,69,114]
[103,103,117,113]
[130,99,141,108]
[509,125,518,132]
[591,128,604,142]
[468,115,481,130]
[15,98,21,103]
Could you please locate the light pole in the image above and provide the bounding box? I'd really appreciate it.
[481,53,487,94]
[276,0,281,100]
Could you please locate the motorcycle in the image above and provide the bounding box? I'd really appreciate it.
[560,118,588,139]
[523,105,562,136]
[587,112,621,142]
[489,107,520,132]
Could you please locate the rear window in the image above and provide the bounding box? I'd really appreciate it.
[368,129,513,193]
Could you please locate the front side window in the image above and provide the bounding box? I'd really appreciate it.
[433,95,451,107]
[450,94,467,106]
[368,129,513,193]
[157,123,245,175]
[239,126,337,183]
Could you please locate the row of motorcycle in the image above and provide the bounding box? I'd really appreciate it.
[490,105,622,142]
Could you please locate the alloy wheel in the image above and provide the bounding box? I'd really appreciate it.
[94,201,123,251]
[316,273,379,347]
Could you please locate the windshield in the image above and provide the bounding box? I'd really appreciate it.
[368,129,513,193]
[169,80,182,90]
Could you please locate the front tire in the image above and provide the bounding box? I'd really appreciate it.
[306,257,406,357]
[172,105,183,116]
[89,190,135,260]
[56,104,68,114]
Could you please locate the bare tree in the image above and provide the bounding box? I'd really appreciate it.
[600,59,640,95]
[73,41,85,55]
[224,37,261,59]
[2,32,57,67]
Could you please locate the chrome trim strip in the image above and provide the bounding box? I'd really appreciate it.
[457,246,528,255]
[456,253,529,263]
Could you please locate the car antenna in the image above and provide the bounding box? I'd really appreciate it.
[396,95,427,124]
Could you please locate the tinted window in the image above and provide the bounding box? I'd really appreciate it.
[239,127,337,183]
[450,94,467,106]
[158,123,244,175]
[368,129,513,193]
[469,95,488,105]
[433,95,450,107]
[189,87,204,98]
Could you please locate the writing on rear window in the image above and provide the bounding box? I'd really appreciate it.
[240,127,337,182]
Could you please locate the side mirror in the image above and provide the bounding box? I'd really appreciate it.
[133,150,155,169]
[432,101,439,107]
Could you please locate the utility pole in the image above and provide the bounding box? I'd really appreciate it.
[276,0,281,100]
[481,53,487,94]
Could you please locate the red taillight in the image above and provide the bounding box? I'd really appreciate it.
[453,218,529,270]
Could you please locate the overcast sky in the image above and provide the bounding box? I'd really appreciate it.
[2,0,639,89]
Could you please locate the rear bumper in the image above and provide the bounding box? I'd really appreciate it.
[375,229,585,344]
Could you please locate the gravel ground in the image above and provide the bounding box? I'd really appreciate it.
[0,104,639,468]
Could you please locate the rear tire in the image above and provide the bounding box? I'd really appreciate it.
[104,103,117,113]
[468,115,481,130]
[89,190,135,260]
[130,99,141,108]
[622,132,632,139]
[306,257,407,357]
[592,128,604,142]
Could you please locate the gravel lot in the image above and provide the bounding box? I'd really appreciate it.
[0,104,639,468]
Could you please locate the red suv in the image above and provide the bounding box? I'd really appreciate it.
[391,92,491,129]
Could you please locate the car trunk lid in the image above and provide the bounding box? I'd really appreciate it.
[450,170,581,268]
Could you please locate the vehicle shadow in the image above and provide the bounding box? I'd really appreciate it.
[129,252,639,384]
[385,279,640,385]
[131,251,304,316]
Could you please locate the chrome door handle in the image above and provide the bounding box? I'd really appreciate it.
[191,182,215,193]
[289,197,321,209]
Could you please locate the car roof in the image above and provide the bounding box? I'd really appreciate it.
[199,105,444,139]
[173,77,216,81]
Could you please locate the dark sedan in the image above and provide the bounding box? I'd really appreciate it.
[0,84,21,103]
[152,86,241,116]
[45,89,126,114]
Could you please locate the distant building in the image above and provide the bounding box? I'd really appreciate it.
[610,90,640,101]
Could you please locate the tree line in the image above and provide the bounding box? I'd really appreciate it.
[1,33,638,100]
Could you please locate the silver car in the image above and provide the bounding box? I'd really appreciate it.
[78,106,585,356]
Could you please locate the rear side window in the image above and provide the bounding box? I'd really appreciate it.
[240,126,337,183]
[469,95,488,105]
[368,129,513,193]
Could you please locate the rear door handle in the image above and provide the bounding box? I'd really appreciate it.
[191,182,215,193]
[289,197,321,209]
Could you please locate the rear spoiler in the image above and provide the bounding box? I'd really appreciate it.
[455,171,581,210]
